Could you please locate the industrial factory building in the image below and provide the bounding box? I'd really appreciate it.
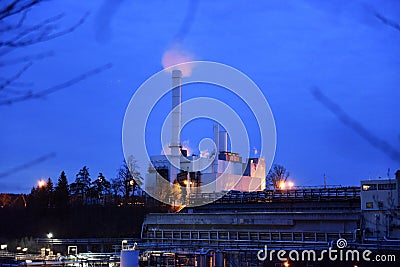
[138,69,399,266]
[145,70,266,194]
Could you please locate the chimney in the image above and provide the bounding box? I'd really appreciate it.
[213,124,219,173]
[171,70,182,148]
[169,69,183,182]
[218,130,228,152]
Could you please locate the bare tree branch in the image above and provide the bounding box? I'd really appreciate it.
[0,152,55,179]
[0,8,27,32]
[0,63,112,105]
[311,87,400,162]
[0,0,41,21]
[0,61,31,90]
[0,51,53,67]
[0,80,32,87]
[375,11,400,32]
[5,13,64,43]
[0,12,89,48]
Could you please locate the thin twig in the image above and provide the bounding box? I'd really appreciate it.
[0,12,89,47]
[375,12,400,32]
[0,61,31,90]
[311,87,400,162]
[0,152,55,179]
[0,51,53,67]
[0,63,112,105]
[0,0,41,21]
[0,8,28,32]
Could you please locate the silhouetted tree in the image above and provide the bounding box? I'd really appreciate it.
[267,164,290,189]
[54,171,69,208]
[112,156,143,203]
[171,180,182,208]
[45,177,54,207]
[147,173,171,204]
[0,193,12,207]
[28,179,51,208]
[91,172,111,205]
[70,166,90,204]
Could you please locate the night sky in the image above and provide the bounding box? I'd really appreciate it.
[1,0,399,193]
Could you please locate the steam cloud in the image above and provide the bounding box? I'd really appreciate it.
[161,140,192,156]
[161,1,199,77]
[200,149,210,158]
[161,44,194,77]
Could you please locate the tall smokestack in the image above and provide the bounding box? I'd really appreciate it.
[219,131,228,152]
[171,70,182,148]
[213,124,219,173]
[170,69,182,182]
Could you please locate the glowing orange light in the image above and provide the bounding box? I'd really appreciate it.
[288,181,294,189]
[279,181,286,189]
[283,262,290,267]
[129,180,135,186]
[37,180,46,188]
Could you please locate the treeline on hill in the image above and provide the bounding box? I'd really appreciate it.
[0,157,169,239]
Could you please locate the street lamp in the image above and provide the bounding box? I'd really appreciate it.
[288,181,294,189]
[38,180,47,188]
[279,181,286,190]
[47,233,53,252]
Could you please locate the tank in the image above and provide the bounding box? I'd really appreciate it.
[120,250,139,267]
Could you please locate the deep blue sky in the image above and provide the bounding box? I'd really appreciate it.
[1,0,399,193]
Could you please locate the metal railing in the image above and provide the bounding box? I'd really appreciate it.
[188,187,360,205]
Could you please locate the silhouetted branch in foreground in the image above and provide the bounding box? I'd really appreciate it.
[311,87,400,162]
[0,63,112,105]
[0,51,53,67]
[0,153,55,178]
[0,61,31,90]
[374,12,400,32]
[0,12,89,48]
[0,0,41,21]
[0,1,105,104]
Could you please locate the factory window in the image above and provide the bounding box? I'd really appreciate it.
[378,183,396,190]
[362,184,377,191]
[366,202,374,209]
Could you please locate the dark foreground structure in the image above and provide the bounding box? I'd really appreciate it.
[1,175,399,267]
[139,174,400,266]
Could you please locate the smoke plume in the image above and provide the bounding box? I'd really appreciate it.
[161,44,194,77]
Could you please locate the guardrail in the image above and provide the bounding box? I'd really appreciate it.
[188,187,360,205]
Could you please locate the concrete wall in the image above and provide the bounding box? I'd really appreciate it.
[144,212,359,233]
